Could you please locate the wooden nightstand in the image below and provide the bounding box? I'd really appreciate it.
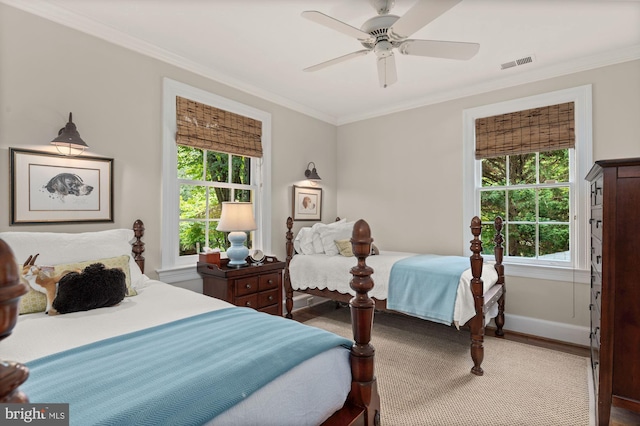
[196,256,285,316]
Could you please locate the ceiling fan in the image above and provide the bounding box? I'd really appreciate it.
[302,0,479,88]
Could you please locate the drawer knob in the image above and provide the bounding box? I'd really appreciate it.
[268,279,273,284]
[245,301,252,307]
[246,283,252,289]
[268,295,274,301]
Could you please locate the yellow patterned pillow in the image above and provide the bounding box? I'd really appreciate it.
[19,255,137,315]
[335,239,354,257]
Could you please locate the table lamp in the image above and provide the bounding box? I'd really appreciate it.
[216,202,257,267]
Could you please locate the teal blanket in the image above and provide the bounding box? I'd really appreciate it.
[23,308,352,426]
[387,254,470,325]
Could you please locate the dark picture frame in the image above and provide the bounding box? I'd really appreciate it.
[10,148,114,224]
[292,185,322,221]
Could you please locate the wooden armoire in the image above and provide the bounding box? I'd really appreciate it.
[586,157,640,425]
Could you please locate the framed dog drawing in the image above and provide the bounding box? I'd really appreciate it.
[292,185,322,221]
[10,148,114,224]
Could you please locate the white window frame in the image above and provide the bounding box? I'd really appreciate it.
[159,78,272,282]
[462,85,592,282]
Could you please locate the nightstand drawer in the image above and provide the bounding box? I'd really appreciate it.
[234,277,259,296]
[258,288,279,308]
[235,293,258,309]
[259,272,280,291]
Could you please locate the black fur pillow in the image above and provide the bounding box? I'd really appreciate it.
[52,263,127,315]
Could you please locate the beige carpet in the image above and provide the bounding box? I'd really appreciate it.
[305,308,590,426]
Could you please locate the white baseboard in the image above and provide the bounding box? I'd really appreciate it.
[289,293,329,312]
[502,313,590,347]
[289,294,590,347]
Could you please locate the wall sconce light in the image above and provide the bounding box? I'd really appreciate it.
[304,162,321,181]
[50,112,89,156]
[216,202,257,268]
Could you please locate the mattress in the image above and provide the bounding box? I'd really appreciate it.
[5,280,351,425]
[289,250,499,326]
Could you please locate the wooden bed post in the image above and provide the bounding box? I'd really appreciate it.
[0,239,30,403]
[284,217,295,319]
[493,217,506,337]
[132,219,146,274]
[469,216,485,376]
[347,219,380,426]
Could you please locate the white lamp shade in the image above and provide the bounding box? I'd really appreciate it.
[216,202,257,232]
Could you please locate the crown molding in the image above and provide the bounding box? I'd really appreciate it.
[0,0,339,125]
[337,44,640,125]
[3,0,639,127]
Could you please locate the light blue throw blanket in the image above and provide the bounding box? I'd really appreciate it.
[387,254,470,325]
[23,307,352,426]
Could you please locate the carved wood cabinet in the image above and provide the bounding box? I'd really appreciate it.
[586,157,640,425]
[197,257,285,316]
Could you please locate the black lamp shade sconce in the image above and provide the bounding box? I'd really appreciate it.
[304,162,321,181]
[51,112,88,156]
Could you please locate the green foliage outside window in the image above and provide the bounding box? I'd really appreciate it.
[480,149,570,260]
[178,145,253,256]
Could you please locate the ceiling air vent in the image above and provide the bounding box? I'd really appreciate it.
[500,54,535,70]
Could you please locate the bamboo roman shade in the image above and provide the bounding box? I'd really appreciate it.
[475,102,574,159]
[176,96,263,158]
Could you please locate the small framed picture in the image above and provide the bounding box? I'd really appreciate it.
[292,185,322,221]
[10,148,114,224]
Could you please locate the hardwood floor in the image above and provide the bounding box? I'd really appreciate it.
[293,301,640,426]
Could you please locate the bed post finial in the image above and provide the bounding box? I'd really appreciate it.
[348,219,381,426]
[0,239,30,402]
[284,217,295,319]
[469,216,485,376]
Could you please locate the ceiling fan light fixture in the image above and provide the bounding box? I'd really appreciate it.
[302,0,477,87]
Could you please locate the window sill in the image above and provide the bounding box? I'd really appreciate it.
[156,264,200,284]
[500,261,590,283]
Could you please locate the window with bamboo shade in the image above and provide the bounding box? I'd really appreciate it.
[474,102,575,262]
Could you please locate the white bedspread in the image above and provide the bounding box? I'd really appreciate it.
[289,251,499,326]
[5,280,351,426]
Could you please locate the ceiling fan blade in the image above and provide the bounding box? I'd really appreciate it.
[377,55,397,88]
[302,11,374,42]
[304,49,371,72]
[399,39,479,60]
[388,0,461,41]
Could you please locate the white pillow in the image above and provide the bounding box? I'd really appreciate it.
[0,229,144,288]
[315,221,355,256]
[294,227,315,255]
[311,232,324,254]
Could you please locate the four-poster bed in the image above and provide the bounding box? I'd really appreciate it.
[0,219,380,425]
[284,215,506,376]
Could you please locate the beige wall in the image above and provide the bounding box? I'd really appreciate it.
[2,3,639,338]
[0,4,338,276]
[337,59,640,331]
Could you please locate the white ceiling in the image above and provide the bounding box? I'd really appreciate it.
[3,0,640,125]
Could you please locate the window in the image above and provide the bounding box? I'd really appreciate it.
[463,85,592,281]
[479,149,572,261]
[178,147,254,255]
[160,78,272,281]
